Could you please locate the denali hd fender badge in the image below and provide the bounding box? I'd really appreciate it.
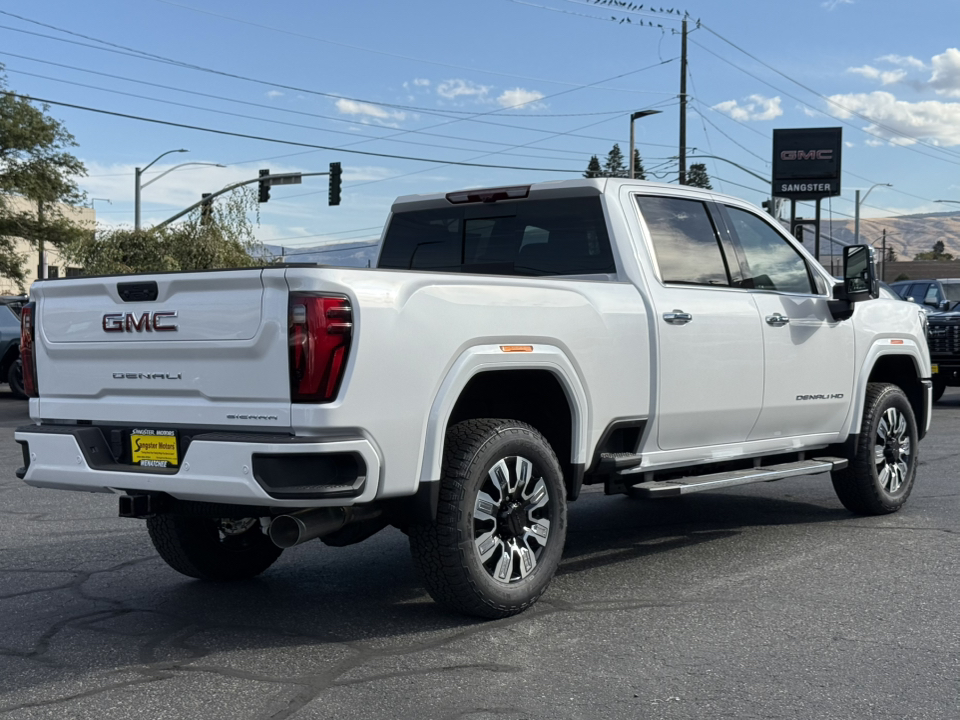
[113,373,182,380]
[227,414,280,421]
[796,393,844,401]
[103,311,178,332]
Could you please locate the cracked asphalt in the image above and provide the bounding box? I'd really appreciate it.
[1,388,958,719]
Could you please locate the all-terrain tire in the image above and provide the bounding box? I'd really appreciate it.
[7,359,27,400]
[409,419,567,619]
[832,383,918,516]
[146,514,282,581]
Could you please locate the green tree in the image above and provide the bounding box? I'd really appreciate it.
[686,163,712,189]
[603,143,628,178]
[583,155,602,178]
[1,66,88,289]
[63,187,271,275]
[632,149,647,180]
[914,238,955,261]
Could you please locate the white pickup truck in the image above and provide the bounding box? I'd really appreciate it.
[15,179,932,618]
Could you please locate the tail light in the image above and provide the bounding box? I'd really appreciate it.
[20,302,39,398]
[288,294,352,403]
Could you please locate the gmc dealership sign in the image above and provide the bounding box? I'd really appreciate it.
[772,127,842,199]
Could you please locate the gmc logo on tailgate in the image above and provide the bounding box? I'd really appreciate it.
[103,311,179,333]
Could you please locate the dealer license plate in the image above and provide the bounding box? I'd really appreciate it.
[130,429,179,468]
[932,364,939,374]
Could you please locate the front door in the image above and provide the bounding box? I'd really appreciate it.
[634,194,764,451]
[721,205,854,440]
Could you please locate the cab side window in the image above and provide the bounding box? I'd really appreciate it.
[724,207,814,294]
[636,195,730,286]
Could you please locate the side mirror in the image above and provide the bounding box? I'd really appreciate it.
[842,245,879,303]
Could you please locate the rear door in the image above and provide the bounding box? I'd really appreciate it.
[719,204,854,439]
[32,268,293,428]
[634,194,764,451]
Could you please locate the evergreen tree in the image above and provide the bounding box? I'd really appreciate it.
[914,239,955,261]
[603,143,628,178]
[632,149,647,180]
[686,163,713,189]
[583,155,602,178]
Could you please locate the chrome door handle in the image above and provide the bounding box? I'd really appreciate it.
[663,311,693,325]
[766,313,790,326]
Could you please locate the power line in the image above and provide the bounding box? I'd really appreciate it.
[5,65,628,166]
[697,22,960,164]
[0,91,591,173]
[688,38,960,169]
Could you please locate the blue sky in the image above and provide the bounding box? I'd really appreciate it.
[2,0,959,256]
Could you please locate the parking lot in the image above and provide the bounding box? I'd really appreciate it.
[0,388,957,720]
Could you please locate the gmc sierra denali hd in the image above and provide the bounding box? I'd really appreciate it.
[15,179,932,618]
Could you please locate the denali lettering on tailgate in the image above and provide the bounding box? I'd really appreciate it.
[113,373,182,380]
[103,311,179,332]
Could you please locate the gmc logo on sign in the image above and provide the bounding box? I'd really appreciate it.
[103,311,179,333]
[780,150,834,161]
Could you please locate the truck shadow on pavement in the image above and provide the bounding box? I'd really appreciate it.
[0,481,856,708]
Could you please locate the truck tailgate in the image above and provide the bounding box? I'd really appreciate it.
[30,268,292,427]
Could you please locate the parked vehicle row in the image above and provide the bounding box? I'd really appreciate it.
[0,296,27,399]
[889,279,960,401]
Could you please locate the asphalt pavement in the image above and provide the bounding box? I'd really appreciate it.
[1,388,958,719]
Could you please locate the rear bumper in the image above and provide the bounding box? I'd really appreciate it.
[14,425,381,508]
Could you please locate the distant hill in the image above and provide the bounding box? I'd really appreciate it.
[812,210,960,262]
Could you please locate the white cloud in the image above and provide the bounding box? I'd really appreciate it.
[712,94,783,121]
[334,99,406,124]
[413,78,431,87]
[496,88,546,110]
[266,90,284,99]
[878,54,926,70]
[822,0,853,9]
[929,48,960,98]
[848,65,907,85]
[844,141,855,147]
[436,79,491,100]
[827,91,960,146]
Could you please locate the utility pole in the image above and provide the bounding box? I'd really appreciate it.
[881,228,887,283]
[678,17,688,185]
[36,200,46,281]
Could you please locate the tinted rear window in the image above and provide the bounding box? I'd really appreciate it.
[377,197,616,277]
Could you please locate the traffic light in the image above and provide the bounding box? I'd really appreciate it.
[200,193,213,225]
[761,199,772,214]
[328,162,341,206]
[258,169,271,203]
[794,222,804,243]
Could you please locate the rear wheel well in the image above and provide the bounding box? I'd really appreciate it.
[447,370,577,498]
[868,355,926,439]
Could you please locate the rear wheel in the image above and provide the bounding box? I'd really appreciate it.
[146,515,282,581]
[409,419,567,619]
[832,383,918,515]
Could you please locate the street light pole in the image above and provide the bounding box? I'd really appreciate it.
[135,148,188,231]
[140,162,226,189]
[629,110,662,179]
[854,182,892,245]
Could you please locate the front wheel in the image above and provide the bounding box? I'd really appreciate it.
[409,419,567,619]
[146,515,282,581]
[832,383,919,515]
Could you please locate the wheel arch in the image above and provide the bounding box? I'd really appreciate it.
[848,345,929,442]
[417,345,589,502]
